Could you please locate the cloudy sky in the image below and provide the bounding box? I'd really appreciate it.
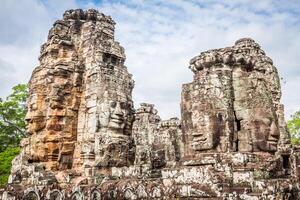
[1,0,300,120]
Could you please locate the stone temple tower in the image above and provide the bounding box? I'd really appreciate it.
[8,8,135,187]
[181,38,289,159]
[2,9,300,200]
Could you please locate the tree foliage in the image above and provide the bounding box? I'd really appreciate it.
[287,111,300,145]
[0,147,20,187]
[0,84,28,152]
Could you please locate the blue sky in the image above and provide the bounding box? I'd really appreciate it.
[1,0,300,119]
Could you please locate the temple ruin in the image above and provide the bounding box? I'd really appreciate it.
[1,9,300,200]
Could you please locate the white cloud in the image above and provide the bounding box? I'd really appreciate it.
[0,0,299,120]
[0,0,78,96]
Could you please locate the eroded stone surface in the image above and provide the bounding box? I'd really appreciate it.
[2,9,300,200]
[182,38,287,157]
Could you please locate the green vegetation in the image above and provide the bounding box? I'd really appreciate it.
[287,111,300,145]
[0,146,20,187]
[0,84,28,187]
[0,84,28,152]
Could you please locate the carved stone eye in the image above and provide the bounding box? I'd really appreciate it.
[110,102,116,108]
[120,102,126,109]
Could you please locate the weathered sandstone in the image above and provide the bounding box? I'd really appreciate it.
[1,9,300,200]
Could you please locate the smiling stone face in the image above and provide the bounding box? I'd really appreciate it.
[191,112,216,151]
[25,93,46,135]
[250,108,280,152]
[107,101,128,130]
[25,114,46,135]
[94,97,134,167]
[97,99,133,134]
[232,65,281,153]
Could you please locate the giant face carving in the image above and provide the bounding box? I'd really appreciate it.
[25,94,46,135]
[191,111,217,151]
[94,96,134,167]
[250,108,280,152]
[25,115,46,135]
[232,65,280,153]
[97,98,133,134]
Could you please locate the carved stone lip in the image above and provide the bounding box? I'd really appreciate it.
[110,116,124,123]
[193,137,207,142]
[191,132,204,136]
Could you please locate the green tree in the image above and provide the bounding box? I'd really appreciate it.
[0,146,20,187]
[0,84,28,152]
[287,111,300,145]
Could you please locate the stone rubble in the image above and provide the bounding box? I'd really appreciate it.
[1,9,300,200]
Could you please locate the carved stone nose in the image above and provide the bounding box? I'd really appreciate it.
[114,103,124,116]
[269,121,280,141]
[25,112,32,122]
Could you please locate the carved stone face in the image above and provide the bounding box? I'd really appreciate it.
[232,66,280,152]
[25,94,46,135]
[250,109,280,152]
[98,99,132,134]
[94,96,134,167]
[191,112,216,151]
[25,113,46,135]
